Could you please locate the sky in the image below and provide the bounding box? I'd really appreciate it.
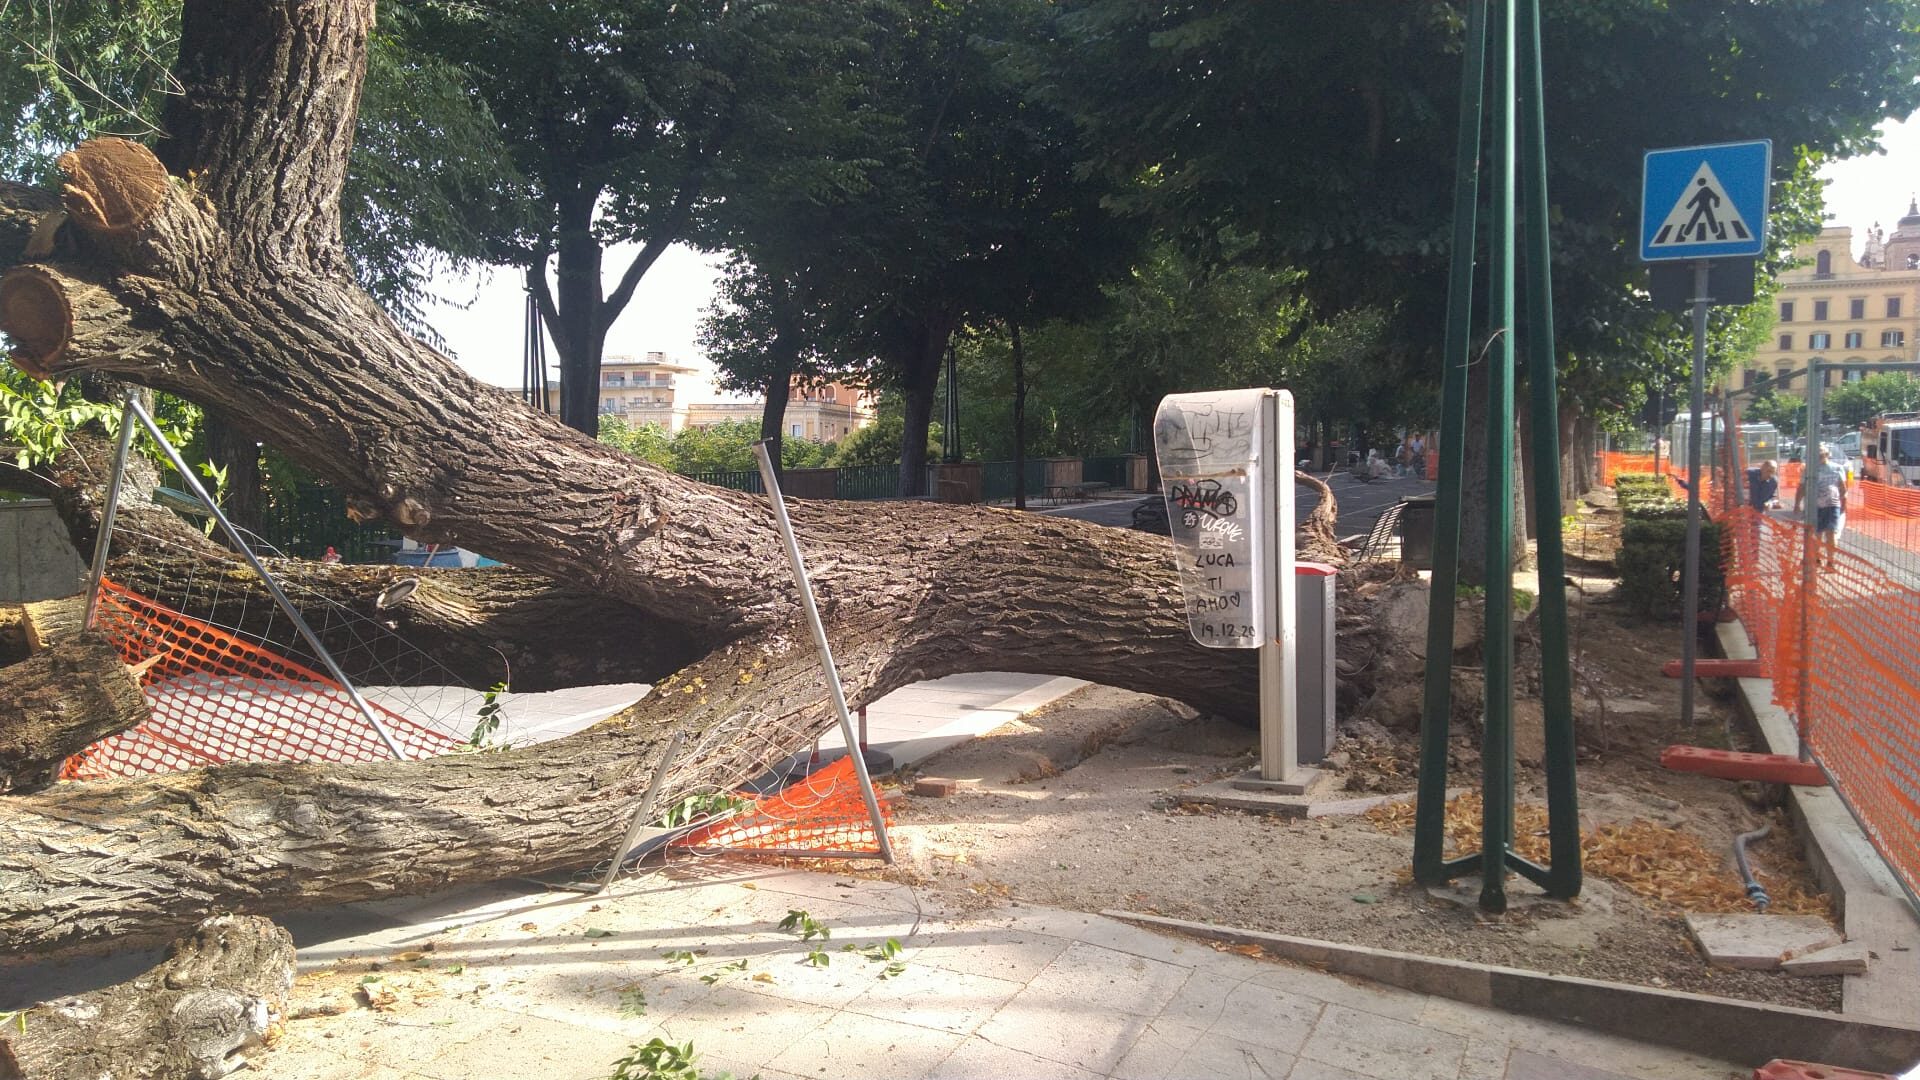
[1817,116,1920,255]
[418,118,1920,399]
[418,243,730,399]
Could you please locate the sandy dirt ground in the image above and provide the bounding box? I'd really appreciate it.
[872,498,1842,1013]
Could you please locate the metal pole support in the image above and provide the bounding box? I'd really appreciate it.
[1679,259,1711,729]
[751,441,894,864]
[123,397,408,760]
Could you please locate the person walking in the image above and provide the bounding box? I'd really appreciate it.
[1793,447,1848,568]
[1747,459,1779,512]
[1410,434,1427,479]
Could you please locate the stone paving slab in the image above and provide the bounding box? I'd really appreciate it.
[1685,912,1846,970]
[223,865,1752,1080]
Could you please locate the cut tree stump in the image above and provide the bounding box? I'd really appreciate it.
[19,595,84,653]
[0,915,295,1080]
[0,630,147,792]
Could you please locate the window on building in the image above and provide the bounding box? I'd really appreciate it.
[1825,369,1837,387]
[1846,368,1865,383]
[1890,297,1904,318]
[1813,300,1829,320]
[1742,369,1759,388]
[1909,254,1919,270]
[790,423,802,437]
[1884,330,1907,348]
[600,397,615,413]
[1779,301,1795,321]
[1846,331,1864,349]
[604,375,624,387]
[1809,332,1831,349]
[1816,250,1833,278]
[1777,333,1792,350]
[1776,365,1793,385]
[1850,298,1866,319]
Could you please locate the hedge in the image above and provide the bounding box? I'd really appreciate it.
[1613,477,1722,619]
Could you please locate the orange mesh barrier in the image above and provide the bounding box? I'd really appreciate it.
[1720,507,1920,903]
[1600,451,1659,485]
[673,757,890,856]
[61,579,459,780]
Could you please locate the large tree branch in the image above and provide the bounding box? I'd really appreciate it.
[0,633,147,793]
[601,182,701,321]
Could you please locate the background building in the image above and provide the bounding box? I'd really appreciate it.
[558,350,877,442]
[1741,203,1920,394]
[598,352,699,430]
[685,380,874,442]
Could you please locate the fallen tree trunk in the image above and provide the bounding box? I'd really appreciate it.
[0,0,1287,959]
[0,915,294,1080]
[0,632,146,793]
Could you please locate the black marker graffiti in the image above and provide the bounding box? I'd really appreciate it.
[1168,479,1239,519]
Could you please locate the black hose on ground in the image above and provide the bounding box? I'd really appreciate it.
[1733,821,1772,912]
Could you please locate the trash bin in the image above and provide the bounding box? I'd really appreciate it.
[1398,494,1436,570]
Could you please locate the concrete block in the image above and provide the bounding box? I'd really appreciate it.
[1684,913,1842,970]
[1780,941,1871,977]
[913,776,961,797]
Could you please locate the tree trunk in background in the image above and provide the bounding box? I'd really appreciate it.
[1011,319,1028,510]
[1458,351,1531,585]
[201,412,263,532]
[897,314,954,496]
[758,345,796,477]
[550,195,608,435]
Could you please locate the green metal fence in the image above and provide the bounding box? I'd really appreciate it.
[832,464,903,500]
[682,469,765,494]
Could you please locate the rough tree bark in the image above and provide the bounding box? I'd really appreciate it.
[0,916,294,1080]
[0,0,1283,957]
[0,633,147,793]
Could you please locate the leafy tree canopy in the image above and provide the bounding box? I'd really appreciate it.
[1824,373,1920,428]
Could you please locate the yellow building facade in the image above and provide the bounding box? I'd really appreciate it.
[1742,204,1920,394]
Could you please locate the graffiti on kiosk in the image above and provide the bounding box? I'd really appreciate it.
[1154,402,1256,471]
[1168,479,1239,528]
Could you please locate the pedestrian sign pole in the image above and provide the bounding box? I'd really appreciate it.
[1152,388,1304,787]
[1640,139,1772,729]
[1411,0,1581,912]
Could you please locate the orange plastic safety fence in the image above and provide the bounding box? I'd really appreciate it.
[1599,451,1659,485]
[61,579,459,780]
[1720,508,1920,903]
[673,757,890,856]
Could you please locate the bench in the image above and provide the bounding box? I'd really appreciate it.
[1046,480,1111,503]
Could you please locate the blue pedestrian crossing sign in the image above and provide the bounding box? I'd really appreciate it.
[1640,140,1771,262]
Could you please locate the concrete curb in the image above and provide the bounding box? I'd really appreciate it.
[1102,910,1920,1074]
[1714,621,1920,1026]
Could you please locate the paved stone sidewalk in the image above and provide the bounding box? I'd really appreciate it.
[255,865,1744,1080]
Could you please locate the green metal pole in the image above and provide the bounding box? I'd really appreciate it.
[1479,0,1518,915]
[1412,0,1491,885]
[1517,0,1581,898]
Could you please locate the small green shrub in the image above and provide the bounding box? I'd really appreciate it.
[1615,488,1723,619]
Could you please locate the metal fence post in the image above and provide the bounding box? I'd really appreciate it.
[1413,0,1489,886]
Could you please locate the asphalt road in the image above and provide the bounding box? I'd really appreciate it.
[1038,469,1436,540]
